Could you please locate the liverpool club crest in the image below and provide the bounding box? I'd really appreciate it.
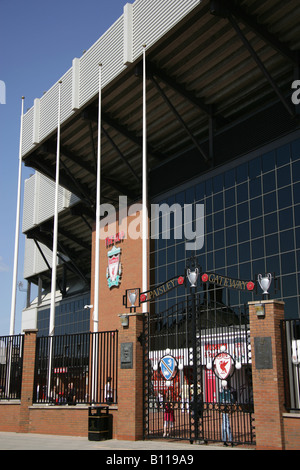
[213,352,234,380]
[106,245,122,289]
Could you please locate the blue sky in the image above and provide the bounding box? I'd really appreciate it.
[0,0,128,335]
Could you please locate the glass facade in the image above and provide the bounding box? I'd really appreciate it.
[150,137,300,320]
[37,292,91,337]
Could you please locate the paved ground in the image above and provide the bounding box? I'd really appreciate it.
[0,431,253,451]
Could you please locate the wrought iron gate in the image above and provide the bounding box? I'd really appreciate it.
[143,295,255,445]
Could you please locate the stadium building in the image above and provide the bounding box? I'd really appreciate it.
[17,0,300,445]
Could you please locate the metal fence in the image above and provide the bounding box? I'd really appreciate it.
[144,296,255,445]
[281,319,300,411]
[33,331,118,405]
[0,335,24,400]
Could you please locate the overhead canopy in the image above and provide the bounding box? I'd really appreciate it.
[22,0,300,289]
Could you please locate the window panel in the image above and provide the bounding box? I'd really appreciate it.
[293,183,300,204]
[226,245,237,266]
[213,192,224,212]
[280,229,294,253]
[277,165,291,187]
[276,144,290,167]
[237,202,249,222]
[225,206,236,226]
[278,186,292,209]
[238,221,250,243]
[251,217,264,239]
[265,212,278,235]
[291,139,300,161]
[294,205,300,227]
[264,192,277,214]
[282,274,297,297]
[213,174,224,193]
[265,233,279,256]
[279,208,293,230]
[214,230,224,250]
[227,265,238,279]
[281,252,296,275]
[252,238,264,259]
[239,242,250,263]
[226,226,237,246]
[214,249,225,269]
[195,182,205,202]
[250,197,262,218]
[292,160,300,182]
[266,255,280,274]
[205,196,212,214]
[214,211,224,230]
[225,187,235,206]
[237,182,248,203]
[224,169,235,188]
[262,151,275,172]
[239,262,251,280]
[249,176,261,198]
[236,163,248,183]
[252,258,265,276]
[263,171,276,192]
[249,157,261,179]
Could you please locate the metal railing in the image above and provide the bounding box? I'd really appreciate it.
[281,319,300,412]
[33,331,118,405]
[0,335,24,400]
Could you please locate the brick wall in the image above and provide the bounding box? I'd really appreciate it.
[19,329,38,433]
[90,211,147,332]
[249,300,286,450]
[90,209,148,440]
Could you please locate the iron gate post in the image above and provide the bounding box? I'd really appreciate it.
[186,256,200,442]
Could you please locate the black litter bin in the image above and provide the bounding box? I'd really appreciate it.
[88,406,112,441]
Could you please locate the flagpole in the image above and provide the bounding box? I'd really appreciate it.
[142,45,148,314]
[47,80,62,401]
[49,80,62,337]
[10,96,25,336]
[6,97,25,398]
[91,64,102,403]
[93,63,102,334]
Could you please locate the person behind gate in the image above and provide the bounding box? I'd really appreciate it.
[219,380,234,447]
[163,390,174,437]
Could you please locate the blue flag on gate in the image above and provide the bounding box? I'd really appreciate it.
[160,355,177,381]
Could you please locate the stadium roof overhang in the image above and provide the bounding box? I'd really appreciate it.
[22,0,300,289]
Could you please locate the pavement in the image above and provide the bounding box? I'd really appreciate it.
[0,431,254,451]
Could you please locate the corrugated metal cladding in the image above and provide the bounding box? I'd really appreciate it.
[22,173,79,233]
[22,108,34,156]
[132,0,201,60]
[20,0,202,157]
[23,238,53,279]
[79,16,126,108]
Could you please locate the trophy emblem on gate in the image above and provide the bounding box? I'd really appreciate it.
[257,273,272,295]
[106,245,122,288]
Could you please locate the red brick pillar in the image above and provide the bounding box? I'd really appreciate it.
[248,300,286,450]
[19,329,38,433]
[117,315,144,441]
